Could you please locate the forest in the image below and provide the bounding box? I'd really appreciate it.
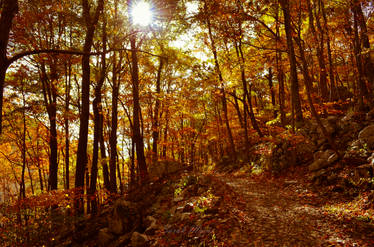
[1,0,374,246]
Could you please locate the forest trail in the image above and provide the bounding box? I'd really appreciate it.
[208,172,374,247]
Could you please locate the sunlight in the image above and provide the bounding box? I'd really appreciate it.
[131,0,153,26]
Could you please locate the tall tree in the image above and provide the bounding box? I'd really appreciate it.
[127,0,149,184]
[75,0,104,212]
[279,0,303,123]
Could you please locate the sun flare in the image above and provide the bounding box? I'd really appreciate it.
[131,1,153,27]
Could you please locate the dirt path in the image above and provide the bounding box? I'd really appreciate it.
[209,173,374,247]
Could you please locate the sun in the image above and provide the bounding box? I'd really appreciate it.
[131,0,153,27]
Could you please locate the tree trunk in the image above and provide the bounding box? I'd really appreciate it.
[75,0,103,213]
[40,63,58,191]
[204,0,236,156]
[352,1,369,110]
[128,0,148,184]
[320,0,337,101]
[309,0,328,101]
[353,0,374,93]
[0,0,18,134]
[267,68,277,118]
[152,57,164,163]
[294,34,339,155]
[275,6,286,127]
[109,57,119,193]
[280,0,303,123]
[90,20,107,213]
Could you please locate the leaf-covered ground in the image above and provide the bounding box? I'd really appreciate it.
[151,168,374,246]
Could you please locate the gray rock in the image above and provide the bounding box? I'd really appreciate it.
[131,232,148,247]
[98,228,115,246]
[358,125,374,149]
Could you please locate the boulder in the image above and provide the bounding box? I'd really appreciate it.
[358,125,374,149]
[98,228,115,246]
[131,232,148,247]
[108,199,138,235]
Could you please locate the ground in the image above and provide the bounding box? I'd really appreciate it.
[151,167,374,247]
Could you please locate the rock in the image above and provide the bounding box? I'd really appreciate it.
[148,160,182,178]
[342,112,355,122]
[309,159,328,171]
[131,232,148,247]
[98,228,115,246]
[310,169,327,181]
[112,233,132,247]
[323,149,336,160]
[108,199,138,235]
[366,108,374,121]
[314,151,325,161]
[355,164,373,179]
[182,202,194,212]
[368,153,374,165]
[173,196,183,203]
[358,125,374,149]
[327,153,339,164]
[317,119,336,136]
[144,216,158,235]
[316,138,326,147]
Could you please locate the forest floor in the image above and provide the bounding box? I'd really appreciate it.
[151,167,374,246]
